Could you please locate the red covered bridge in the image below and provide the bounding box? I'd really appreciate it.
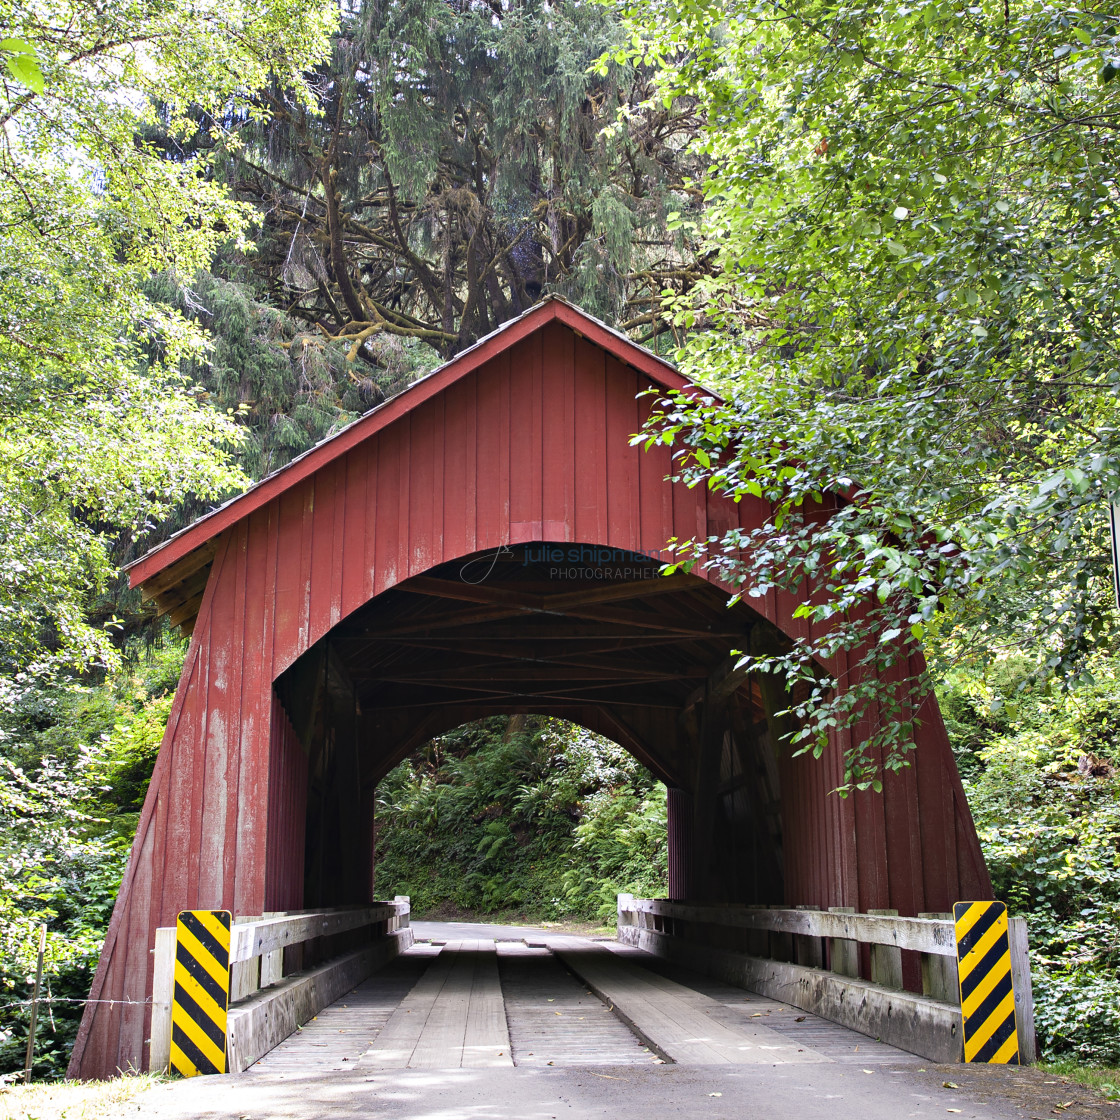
[69,297,991,1079]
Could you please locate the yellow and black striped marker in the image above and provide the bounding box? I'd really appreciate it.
[171,910,231,1077]
[953,901,1019,1064]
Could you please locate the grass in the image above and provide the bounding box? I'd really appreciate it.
[0,1074,164,1120]
[1037,1059,1120,1101]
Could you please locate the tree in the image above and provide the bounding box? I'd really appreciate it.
[0,0,336,677]
[223,0,710,362]
[616,0,1120,788]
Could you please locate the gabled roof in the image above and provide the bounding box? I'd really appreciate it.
[127,296,697,596]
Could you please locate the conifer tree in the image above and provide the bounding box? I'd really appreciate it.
[225,0,708,361]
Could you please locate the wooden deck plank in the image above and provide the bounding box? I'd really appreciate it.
[546,937,831,1065]
[603,941,926,1065]
[497,943,660,1067]
[406,941,476,1069]
[462,943,513,1067]
[360,947,457,1067]
[362,940,513,1070]
[249,948,437,1072]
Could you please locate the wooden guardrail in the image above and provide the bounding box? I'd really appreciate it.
[616,895,1035,1064]
[150,897,413,1074]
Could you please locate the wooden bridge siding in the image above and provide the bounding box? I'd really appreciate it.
[69,550,214,1077]
[778,652,977,920]
[666,786,694,900]
[266,696,308,914]
[70,318,990,1079]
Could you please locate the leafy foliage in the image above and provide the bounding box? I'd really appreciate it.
[0,645,185,1080]
[617,0,1120,787]
[942,656,1120,1064]
[0,0,336,676]
[376,716,668,921]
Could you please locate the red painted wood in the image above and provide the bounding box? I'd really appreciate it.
[373,422,402,594]
[442,376,475,561]
[67,555,216,1077]
[409,393,442,575]
[509,332,544,541]
[218,524,248,914]
[573,337,608,547]
[72,303,993,1079]
[235,509,270,915]
[604,353,638,549]
[541,322,574,542]
[117,820,156,1069]
[395,416,412,585]
[308,464,337,656]
[125,300,693,587]
[266,696,307,912]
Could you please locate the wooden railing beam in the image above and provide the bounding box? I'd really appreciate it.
[228,904,397,963]
[621,898,958,956]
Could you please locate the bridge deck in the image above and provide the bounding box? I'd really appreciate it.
[547,937,829,1064]
[249,924,924,1074]
[363,939,512,1069]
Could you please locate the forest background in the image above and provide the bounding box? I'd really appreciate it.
[1,0,1119,1086]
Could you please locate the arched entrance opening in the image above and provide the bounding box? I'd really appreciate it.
[273,543,790,913]
[371,712,667,922]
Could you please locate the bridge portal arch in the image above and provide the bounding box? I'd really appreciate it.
[272,543,789,914]
[70,297,990,1079]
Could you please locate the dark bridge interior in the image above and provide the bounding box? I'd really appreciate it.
[276,544,793,913]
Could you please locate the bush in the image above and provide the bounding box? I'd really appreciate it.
[0,645,183,1080]
[374,716,668,921]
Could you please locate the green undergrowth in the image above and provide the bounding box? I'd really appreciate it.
[374,716,669,924]
[0,644,186,1081]
[940,653,1120,1066]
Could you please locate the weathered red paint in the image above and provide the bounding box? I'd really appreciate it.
[70,300,991,1079]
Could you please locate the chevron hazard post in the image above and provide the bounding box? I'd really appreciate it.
[171,910,231,1077]
[953,901,1020,1064]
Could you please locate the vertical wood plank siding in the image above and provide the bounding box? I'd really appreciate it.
[70,315,991,1079]
[265,696,308,913]
[667,787,695,901]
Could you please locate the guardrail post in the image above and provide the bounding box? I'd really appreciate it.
[617,893,634,929]
[149,926,176,1073]
[1007,917,1037,1063]
[794,905,824,968]
[919,912,958,1002]
[767,904,794,961]
[230,916,262,1002]
[743,905,768,956]
[827,906,859,977]
[260,912,284,987]
[394,896,411,931]
[867,909,903,989]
